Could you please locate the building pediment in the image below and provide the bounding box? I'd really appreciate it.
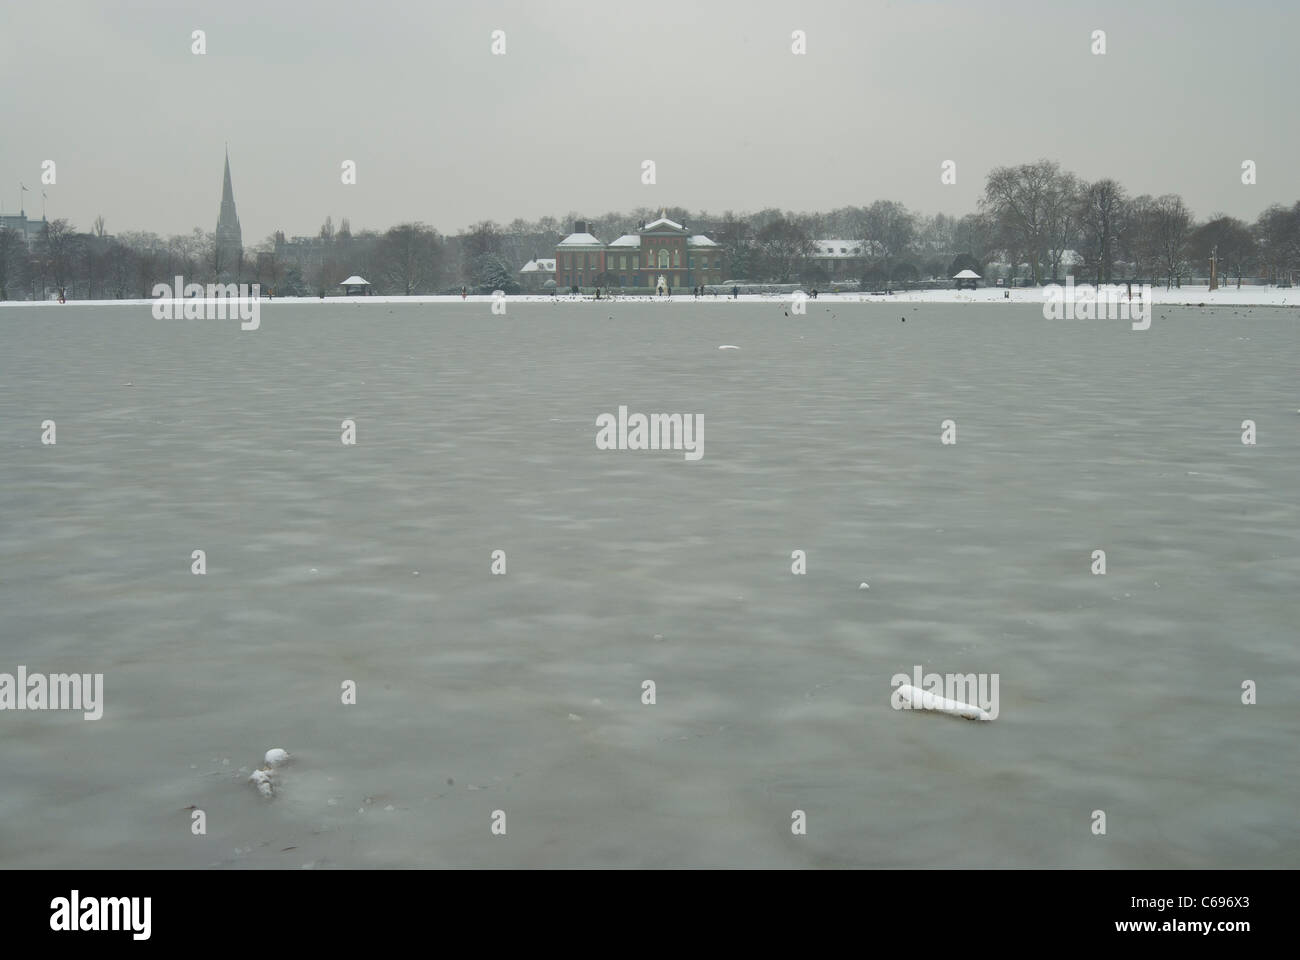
[557,232,605,248]
[641,217,685,234]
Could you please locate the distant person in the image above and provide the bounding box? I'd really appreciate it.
[732,285,739,299]
[461,285,467,299]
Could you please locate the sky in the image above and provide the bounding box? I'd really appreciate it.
[2,0,1297,242]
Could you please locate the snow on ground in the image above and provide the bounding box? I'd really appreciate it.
[2,285,1297,309]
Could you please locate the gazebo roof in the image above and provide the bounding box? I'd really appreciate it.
[340,275,370,285]
[952,269,981,279]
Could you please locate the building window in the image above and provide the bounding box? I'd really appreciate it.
[563,254,570,269]
[658,250,669,269]
[672,249,680,267]
[632,255,639,269]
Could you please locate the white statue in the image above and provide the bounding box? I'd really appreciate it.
[656,274,667,296]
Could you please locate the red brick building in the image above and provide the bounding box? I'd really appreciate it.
[556,213,723,291]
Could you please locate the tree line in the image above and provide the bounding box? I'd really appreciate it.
[2,158,1298,300]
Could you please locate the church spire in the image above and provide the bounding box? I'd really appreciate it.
[215,147,243,281]
[221,146,235,207]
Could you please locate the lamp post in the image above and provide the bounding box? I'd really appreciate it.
[1208,244,1219,292]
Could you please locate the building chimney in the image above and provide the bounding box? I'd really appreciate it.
[575,219,587,235]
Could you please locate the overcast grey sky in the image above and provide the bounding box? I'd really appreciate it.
[2,0,1296,241]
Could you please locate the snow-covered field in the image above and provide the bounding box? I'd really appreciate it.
[4,284,1298,310]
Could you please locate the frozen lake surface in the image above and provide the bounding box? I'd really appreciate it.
[1,300,1297,868]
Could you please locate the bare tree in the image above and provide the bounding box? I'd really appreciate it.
[1042,170,1080,281]
[115,231,164,297]
[0,226,25,300]
[953,213,996,268]
[713,213,753,279]
[861,200,917,284]
[1189,215,1256,287]
[36,219,77,297]
[915,213,957,272]
[1076,179,1127,283]
[1119,195,1156,282]
[1150,195,1193,289]
[754,216,814,282]
[254,234,286,292]
[982,160,1074,284]
[460,220,504,259]
[105,240,135,299]
[1254,203,1300,285]
[376,223,443,295]
[80,234,97,299]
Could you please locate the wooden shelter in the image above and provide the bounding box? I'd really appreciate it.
[340,275,371,296]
